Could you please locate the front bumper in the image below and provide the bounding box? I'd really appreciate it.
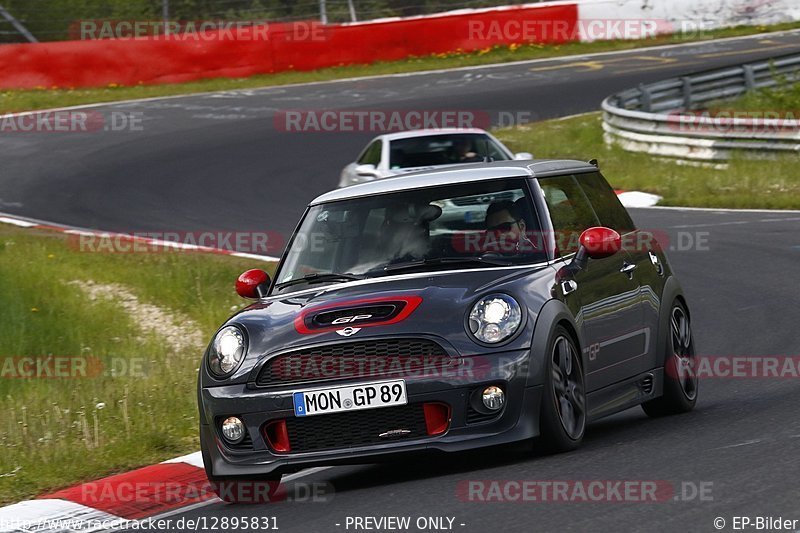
[200,348,542,478]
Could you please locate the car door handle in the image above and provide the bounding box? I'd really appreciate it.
[561,280,578,295]
[620,262,637,275]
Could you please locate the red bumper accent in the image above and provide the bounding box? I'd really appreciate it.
[423,402,452,436]
[263,420,291,453]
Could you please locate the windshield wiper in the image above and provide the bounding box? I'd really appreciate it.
[383,256,511,273]
[274,272,365,290]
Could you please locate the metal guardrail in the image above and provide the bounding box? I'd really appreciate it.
[602,53,800,161]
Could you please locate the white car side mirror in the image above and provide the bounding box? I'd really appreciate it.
[514,152,534,160]
[354,163,379,178]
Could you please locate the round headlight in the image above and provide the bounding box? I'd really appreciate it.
[208,326,246,377]
[468,294,522,344]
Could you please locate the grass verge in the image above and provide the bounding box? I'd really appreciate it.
[2,22,800,113]
[0,225,274,504]
[712,74,800,112]
[495,112,800,209]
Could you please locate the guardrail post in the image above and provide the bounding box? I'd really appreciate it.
[742,65,756,91]
[681,77,692,109]
[638,84,652,113]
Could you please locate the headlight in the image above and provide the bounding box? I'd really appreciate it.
[208,325,246,378]
[468,294,522,344]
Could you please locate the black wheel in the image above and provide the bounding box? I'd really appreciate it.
[642,301,698,417]
[202,442,282,504]
[538,325,586,453]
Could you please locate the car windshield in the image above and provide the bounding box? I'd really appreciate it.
[389,133,511,169]
[273,179,547,293]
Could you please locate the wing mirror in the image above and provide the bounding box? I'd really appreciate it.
[570,227,621,270]
[354,163,379,178]
[236,269,271,299]
[514,152,534,160]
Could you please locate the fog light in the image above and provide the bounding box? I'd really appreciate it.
[221,416,245,444]
[482,386,505,411]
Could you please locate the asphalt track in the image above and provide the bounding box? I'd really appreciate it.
[3,30,800,532]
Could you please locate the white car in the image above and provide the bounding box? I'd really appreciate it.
[338,128,532,188]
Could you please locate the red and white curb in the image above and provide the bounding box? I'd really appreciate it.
[0,213,279,262]
[0,453,211,532]
[615,190,662,208]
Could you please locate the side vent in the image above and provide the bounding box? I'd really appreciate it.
[639,374,654,395]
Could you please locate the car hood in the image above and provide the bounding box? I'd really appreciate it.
[212,265,555,383]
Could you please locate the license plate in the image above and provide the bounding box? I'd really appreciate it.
[293,379,407,417]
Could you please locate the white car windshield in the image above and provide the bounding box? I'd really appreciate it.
[274,179,546,293]
[389,134,511,169]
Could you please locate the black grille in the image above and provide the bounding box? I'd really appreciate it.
[229,432,253,451]
[255,339,455,388]
[466,405,500,424]
[278,404,428,453]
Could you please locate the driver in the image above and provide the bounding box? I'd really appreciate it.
[485,200,537,254]
[452,137,481,163]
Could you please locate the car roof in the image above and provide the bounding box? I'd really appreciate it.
[311,159,597,204]
[377,128,490,141]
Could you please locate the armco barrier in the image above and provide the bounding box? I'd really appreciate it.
[602,53,800,161]
[0,3,577,89]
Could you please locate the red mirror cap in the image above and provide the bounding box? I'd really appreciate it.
[579,226,621,259]
[236,269,271,299]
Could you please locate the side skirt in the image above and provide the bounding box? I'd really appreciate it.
[587,368,664,422]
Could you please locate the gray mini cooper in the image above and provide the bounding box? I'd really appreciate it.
[199,160,697,503]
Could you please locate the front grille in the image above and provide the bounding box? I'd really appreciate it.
[466,405,500,424]
[279,404,428,453]
[255,339,455,388]
[229,431,253,451]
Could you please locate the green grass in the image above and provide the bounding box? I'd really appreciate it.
[2,21,800,113]
[495,112,800,209]
[712,74,800,112]
[0,226,274,504]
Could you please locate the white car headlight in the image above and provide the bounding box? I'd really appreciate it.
[208,325,246,377]
[468,294,522,344]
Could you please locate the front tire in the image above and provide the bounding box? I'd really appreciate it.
[538,325,586,453]
[642,301,698,417]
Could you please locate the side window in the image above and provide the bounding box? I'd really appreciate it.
[577,172,636,233]
[357,140,382,166]
[540,175,600,255]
